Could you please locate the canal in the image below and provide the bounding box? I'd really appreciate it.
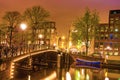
[13,63,120,80]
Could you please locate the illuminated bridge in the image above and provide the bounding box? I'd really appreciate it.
[0,49,74,79]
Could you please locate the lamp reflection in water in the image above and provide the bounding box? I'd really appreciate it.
[28,75,31,80]
[66,72,71,80]
[75,69,90,80]
[105,69,109,80]
[41,71,56,80]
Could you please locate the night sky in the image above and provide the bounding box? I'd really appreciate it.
[0,0,120,36]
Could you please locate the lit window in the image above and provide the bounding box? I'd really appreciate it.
[114,52,118,55]
[51,29,54,33]
[115,29,118,32]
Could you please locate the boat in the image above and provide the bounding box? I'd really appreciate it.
[76,58,101,68]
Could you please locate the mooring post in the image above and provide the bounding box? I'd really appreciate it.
[57,53,63,68]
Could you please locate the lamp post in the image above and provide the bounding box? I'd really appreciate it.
[104,46,111,64]
[38,34,43,49]
[20,23,27,54]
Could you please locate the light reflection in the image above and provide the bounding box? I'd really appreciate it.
[75,69,89,80]
[86,74,90,80]
[41,71,56,80]
[81,69,84,75]
[105,77,109,80]
[75,69,80,80]
[104,69,109,80]
[28,75,31,80]
[66,72,71,80]
[62,77,64,80]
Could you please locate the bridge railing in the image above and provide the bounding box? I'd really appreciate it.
[0,44,49,60]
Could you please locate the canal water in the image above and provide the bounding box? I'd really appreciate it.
[13,64,120,80]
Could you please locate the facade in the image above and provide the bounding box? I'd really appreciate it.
[94,10,120,56]
[36,21,57,48]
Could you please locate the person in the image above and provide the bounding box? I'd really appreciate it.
[0,45,2,58]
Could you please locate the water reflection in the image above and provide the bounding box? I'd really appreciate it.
[14,66,120,80]
[28,75,31,80]
[66,72,71,80]
[104,69,109,80]
[41,71,56,80]
[72,68,90,80]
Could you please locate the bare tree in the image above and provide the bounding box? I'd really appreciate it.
[24,6,50,43]
[2,11,21,48]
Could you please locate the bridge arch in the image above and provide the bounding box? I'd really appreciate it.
[9,49,74,79]
[10,49,58,79]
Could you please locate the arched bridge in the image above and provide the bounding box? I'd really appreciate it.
[9,49,74,79]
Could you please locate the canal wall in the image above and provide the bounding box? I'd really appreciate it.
[0,59,11,80]
[107,56,120,64]
[108,56,120,61]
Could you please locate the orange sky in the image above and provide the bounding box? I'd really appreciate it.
[0,0,120,36]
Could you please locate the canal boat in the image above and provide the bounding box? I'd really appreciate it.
[76,58,101,68]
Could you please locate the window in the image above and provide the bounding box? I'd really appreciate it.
[51,29,54,33]
[114,43,119,49]
[105,34,108,39]
[110,42,113,46]
[95,42,99,48]
[114,52,118,55]
[95,36,99,40]
[110,27,113,32]
[114,34,118,39]
[113,11,117,14]
[105,27,108,32]
[110,20,114,24]
[100,34,104,39]
[47,29,50,33]
[100,27,104,32]
[110,34,113,39]
[115,28,119,32]
[115,17,119,21]
[110,18,114,21]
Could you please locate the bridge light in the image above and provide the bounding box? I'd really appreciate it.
[10,62,15,79]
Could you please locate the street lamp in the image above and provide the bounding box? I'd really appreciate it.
[104,46,111,63]
[20,23,27,54]
[68,29,78,52]
[20,23,27,31]
[38,34,43,49]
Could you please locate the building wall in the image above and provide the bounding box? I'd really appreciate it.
[36,21,57,47]
[94,10,120,56]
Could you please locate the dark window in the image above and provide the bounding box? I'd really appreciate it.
[110,43,112,46]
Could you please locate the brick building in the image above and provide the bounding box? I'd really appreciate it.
[94,10,120,56]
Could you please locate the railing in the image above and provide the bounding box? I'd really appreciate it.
[0,44,48,59]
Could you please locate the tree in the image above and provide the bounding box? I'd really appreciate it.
[2,11,21,48]
[23,6,50,43]
[72,8,99,55]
